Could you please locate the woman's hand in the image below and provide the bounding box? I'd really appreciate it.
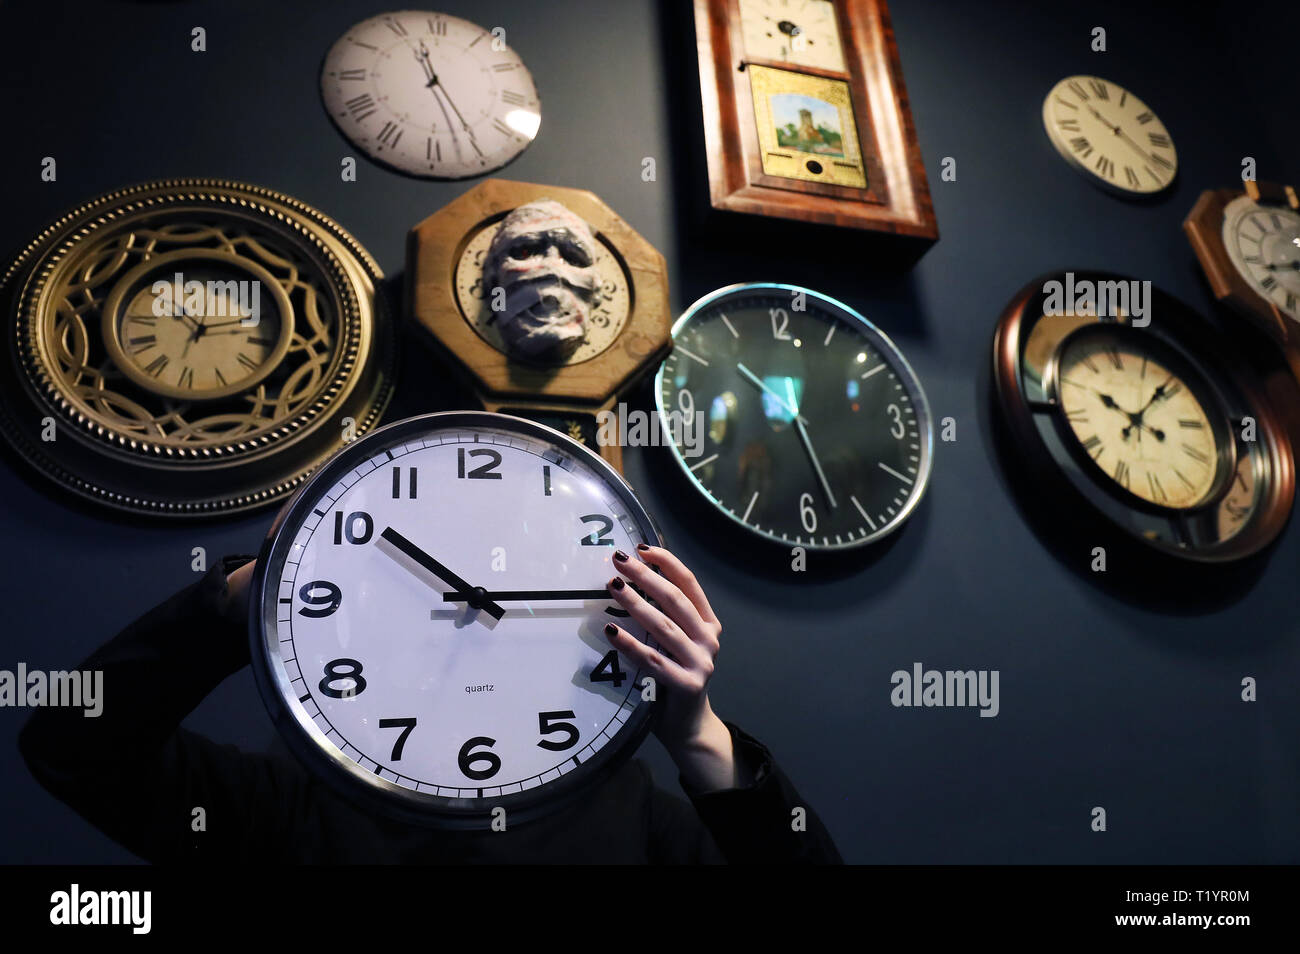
[222,559,256,625]
[603,545,742,793]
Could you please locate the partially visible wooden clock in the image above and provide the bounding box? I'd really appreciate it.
[0,179,396,517]
[694,0,937,241]
[993,271,1292,563]
[406,179,671,472]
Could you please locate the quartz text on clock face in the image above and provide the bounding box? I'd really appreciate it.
[1222,195,1300,321]
[321,11,541,179]
[657,287,932,549]
[1043,75,1176,194]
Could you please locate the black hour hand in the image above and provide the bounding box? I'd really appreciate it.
[378,526,505,620]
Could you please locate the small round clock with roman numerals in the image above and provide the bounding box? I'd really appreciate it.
[1042,75,1177,196]
[251,411,661,827]
[320,10,541,180]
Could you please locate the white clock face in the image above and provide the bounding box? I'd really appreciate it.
[738,0,847,73]
[1042,75,1177,194]
[320,10,541,179]
[255,414,657,824]
[1222,194,1300,322]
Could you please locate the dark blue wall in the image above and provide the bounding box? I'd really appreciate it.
[0,0,1296,863]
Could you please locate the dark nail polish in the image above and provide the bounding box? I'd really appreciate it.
[609,576,625,590]
[604,623,617,637]
[637,543,651,551]
[613,549,629,562]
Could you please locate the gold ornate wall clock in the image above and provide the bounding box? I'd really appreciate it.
[0,179,396,517]
[993,271,1293,562]
[1042,75,1177,195]
[406,178,671,472]
[694,0,937,241]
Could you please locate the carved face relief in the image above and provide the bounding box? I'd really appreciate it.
[483,200,599,363]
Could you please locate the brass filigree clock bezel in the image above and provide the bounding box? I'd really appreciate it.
[0,178,397,517]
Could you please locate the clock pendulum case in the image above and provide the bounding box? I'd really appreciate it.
[1184,180,1300,448]
[250,410,662,828]
[406,179,671,472]
[992,271,1293,563]
[0,179,396,517]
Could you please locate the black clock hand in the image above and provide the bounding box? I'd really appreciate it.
[444,588,610,602]
[378,526,505,620]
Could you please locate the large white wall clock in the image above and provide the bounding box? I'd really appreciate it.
[250,412,661,827]
[320,10,541,179]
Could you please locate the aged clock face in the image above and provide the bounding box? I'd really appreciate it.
[655,284,933,550]
[992,271,1293,562]
[738,0,847,73]
[1042,75,1177,194]
[1221,194,1300,321]
[0,179,395,516]
[252,412,659,826]
[320,10,541,179]
[1055,327,1227,509]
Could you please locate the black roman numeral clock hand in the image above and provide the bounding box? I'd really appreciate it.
[249,411,661,827]
[655,283,934,550]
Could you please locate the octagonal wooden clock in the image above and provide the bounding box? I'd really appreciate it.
[407,179,671,471]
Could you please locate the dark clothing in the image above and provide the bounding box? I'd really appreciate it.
[20,560,841,864]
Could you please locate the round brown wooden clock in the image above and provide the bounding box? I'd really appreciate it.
[406,178,671,471]
[993,271,1293,562]
[0,179,396,516]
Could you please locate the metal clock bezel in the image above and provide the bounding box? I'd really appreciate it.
[653,282,934,551]
[250,410,662,830]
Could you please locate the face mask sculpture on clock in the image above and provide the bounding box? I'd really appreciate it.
[482,199,599,364]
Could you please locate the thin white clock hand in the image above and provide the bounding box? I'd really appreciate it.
[735,363,809,424]
[794,417,837,509]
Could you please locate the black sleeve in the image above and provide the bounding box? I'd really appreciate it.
[17,557,313,863]
[667,721,843,864]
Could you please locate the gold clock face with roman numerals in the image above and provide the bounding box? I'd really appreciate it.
[1056,329,1224,509]
[1042,75,1177,195]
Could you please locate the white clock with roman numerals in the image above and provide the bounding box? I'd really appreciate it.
[320,10,541,179]
[251,412,660,827]
[1042,75,1177,195]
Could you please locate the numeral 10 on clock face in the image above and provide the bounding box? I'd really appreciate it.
[261,422,659,809]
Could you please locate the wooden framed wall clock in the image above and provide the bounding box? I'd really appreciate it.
[250,410,661,828]
[655,283,933,549]
[993,271,1293,563]
[1184,181,1300,384]
[693,0,938,240]
[0,179,396,517]
[406,179,671,472]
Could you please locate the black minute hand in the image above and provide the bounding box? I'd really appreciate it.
[379,526,505,620]
[444,588,611,603]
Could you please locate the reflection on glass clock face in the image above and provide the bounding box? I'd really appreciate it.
[115,268,286,400]
[263,419,654,804]
[1042,75,1176,194]
[739,0,847,73]
[1222,194,1300,322]
[1056,328,1226,509]
[656,286,932,549]
[320,11,540,179]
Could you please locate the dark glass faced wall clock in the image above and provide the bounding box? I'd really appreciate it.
[321,10,541,179]
[655,283,933,550]
[992,271,1293,562]
[0,179,396,516]
[250,411,660,827]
